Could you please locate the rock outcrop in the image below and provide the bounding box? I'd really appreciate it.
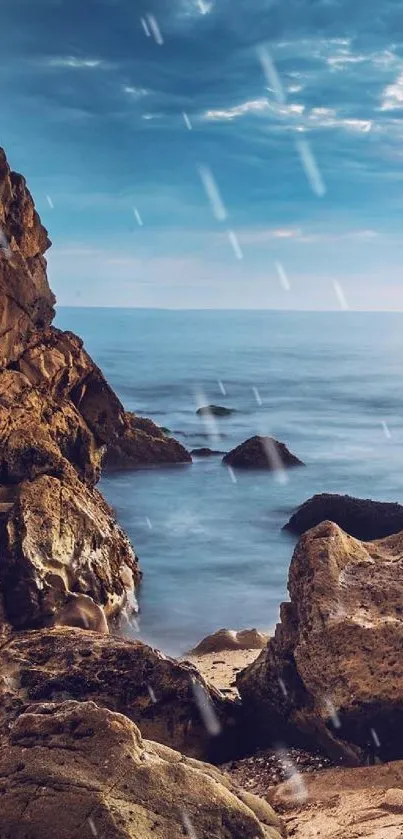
[224,436,304,470]
[284,492,403,540]
[237,521,403,764]
[0,626,235,760]
[0,147,190,632]
[189,628,269,655]
[0,699,283,839]
[197,405,236,417]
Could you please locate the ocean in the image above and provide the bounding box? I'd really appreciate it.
[55,308,403,656]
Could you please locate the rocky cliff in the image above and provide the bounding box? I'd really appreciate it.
[0,147,190,635]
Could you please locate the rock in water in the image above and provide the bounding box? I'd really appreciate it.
[237,521,403,764]
[197,405,236,417]
[191,447,224,457]
[223,436,304,470]
[0,700,283,839]
[284,493,403,540]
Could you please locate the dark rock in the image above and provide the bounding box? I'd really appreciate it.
[237,521,403,765]
[284,493,403,540]
[223,436,304,470]
[197,405,236,417]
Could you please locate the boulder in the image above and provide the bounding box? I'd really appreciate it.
[284,493,403,540]
[223,436,304,470]
[237,521,403,764]
[197,405,236,417]
[0,471,139,630]
[189,628,269,655]
[0,699,283,839]
[0,149,55,367]
[0,626,237,760]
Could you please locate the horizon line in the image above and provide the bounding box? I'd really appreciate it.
[55,305,403,314]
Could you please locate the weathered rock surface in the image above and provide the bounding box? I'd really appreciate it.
[0,473,139,629]
[224,436,304,470]
[0,700,283,839]
[0,149,55,367]
[284,493,403,540]
[197,404,236,417]
[273,762,403,839]
[189,628,269,655]
[237,521,403,764]
[191,447,224,457]
[0,626,236,759]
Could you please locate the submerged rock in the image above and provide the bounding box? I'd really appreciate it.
[237,521,403,764]
[223,436,304,470]
[0,700,283,839]
[189,629,269,655]
[197,405,236,417]
[0,626,235,760]
[191,447,224,458]
[284,492,403,540]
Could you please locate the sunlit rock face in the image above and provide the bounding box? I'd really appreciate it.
[0,700,284,839]
[237,521,403,764]
[0,146,189,633]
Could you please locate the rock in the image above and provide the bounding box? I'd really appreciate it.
[0,699,283,839]
[103,411,192,469]
[0,149,55,367]
[0,471,139,630]
[191,447,224,457]
[381,788,403,813]
[0,626,236,760]
[197,405,236,417]
[189,629,269,655]
[237,521,403,764]
[223,436,304,470]
[284,493,403,540]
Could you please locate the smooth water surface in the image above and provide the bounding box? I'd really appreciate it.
[55,308,403,655]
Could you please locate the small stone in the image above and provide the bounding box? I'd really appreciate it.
[381,789,403,813]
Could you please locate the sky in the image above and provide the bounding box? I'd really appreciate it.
[3,0,403,309]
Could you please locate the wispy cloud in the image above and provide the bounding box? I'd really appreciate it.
[204,98,270,121]
[380,72,403,110]
[47,56,104,69]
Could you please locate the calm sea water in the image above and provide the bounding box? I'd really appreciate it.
[55,308,403,655]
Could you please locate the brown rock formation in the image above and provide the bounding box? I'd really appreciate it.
[0,147,190,632]
[284,492,403,540]
[0,626,240,760]
[237,521,403,764]
[189,628,269,655]
[0,699,283,839]
[223,436,304,470]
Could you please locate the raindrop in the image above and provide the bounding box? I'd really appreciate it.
[191,677,221,736]
[145,516,152,529]
[276,747,308,804]
[324,696,341,729]
[371,728,381,748]
[218,380,226,395]
[227,466,237,484]
[88,818,98,837]
[278,677,288,697]
[257,45,286,104]
[227,229,243,260]
[148,685,157,704]
[46,195,54,209]
[140,16,151,37]
[275,261,290,291]
[295,137,326,197]
[198,165,227,221]
[133,206,143,227]
[252,386,262,406]
[333,280,349,310]
[183,112,193,130]
[381,421,391,439]
[146,14,164,45]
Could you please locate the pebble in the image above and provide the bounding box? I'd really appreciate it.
[221,747,334,796]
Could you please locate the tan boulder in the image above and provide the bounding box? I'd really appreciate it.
[0,472,139,629]
[0,699,283,839]
[189,628,269,655]
[237,521,403,764]
[0,627,239,759]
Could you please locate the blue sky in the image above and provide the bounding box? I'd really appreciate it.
[4,0,403,309]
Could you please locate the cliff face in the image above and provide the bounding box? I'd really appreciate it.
[0,147,189,634]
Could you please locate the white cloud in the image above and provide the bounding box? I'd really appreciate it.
[308,108,372,133]
[204,98,270,121]
[327,53,367,69]
[237,228,379,246]
[48,57,102,69]
[380,73,403,110]
[288,84,303,93]
[124,86,149,97]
